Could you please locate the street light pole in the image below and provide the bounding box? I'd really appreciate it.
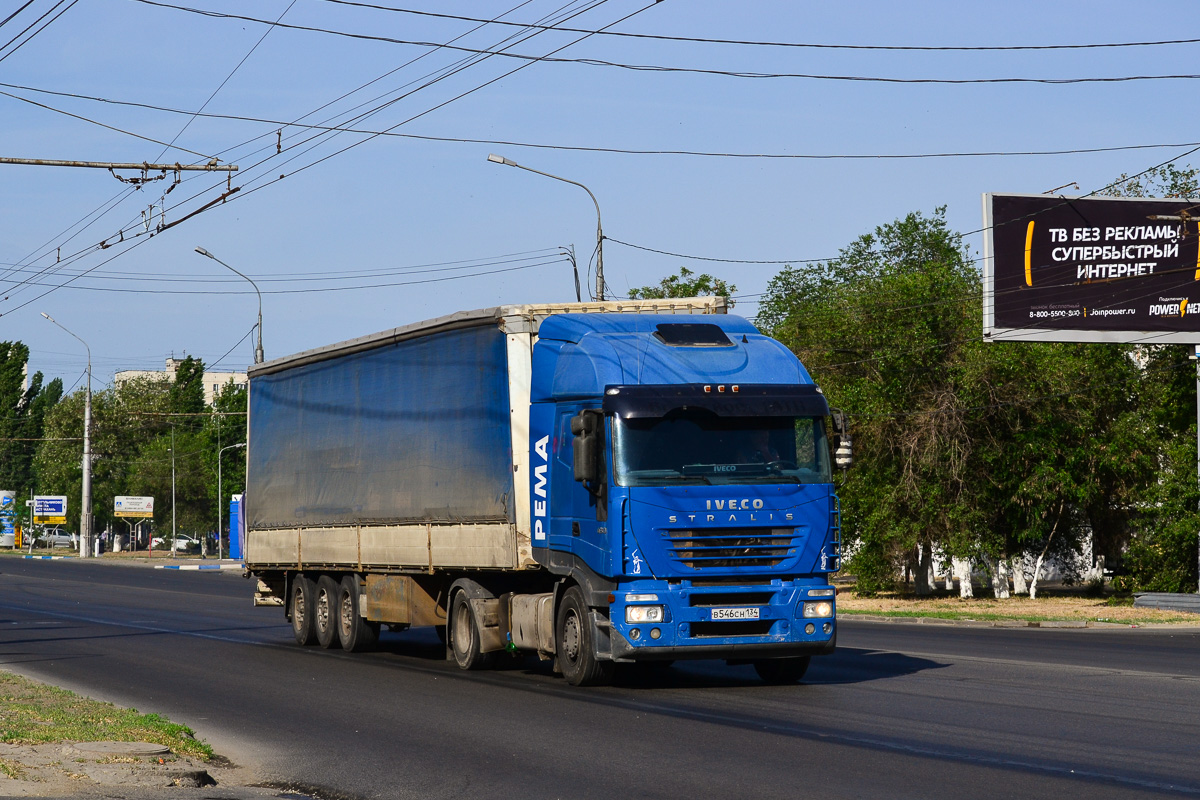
[195,247,264,364]
[170,427,176,553]
[487,154,605,301]
[41,313,93,558]
[218,442,246,560]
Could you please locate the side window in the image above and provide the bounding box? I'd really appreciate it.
[550,410,576,516]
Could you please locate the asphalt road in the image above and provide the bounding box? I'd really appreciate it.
[2,557,1199,800]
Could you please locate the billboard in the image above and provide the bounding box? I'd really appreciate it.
[983,193,1200,343]
[33,495,67,525]
[114,496,154,518]
[1,491,14,544]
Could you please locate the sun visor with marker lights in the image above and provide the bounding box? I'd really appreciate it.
[602,384,830,418]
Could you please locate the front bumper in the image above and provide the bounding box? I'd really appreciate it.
[607,580,836,662]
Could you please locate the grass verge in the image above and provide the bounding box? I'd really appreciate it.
[0,670,211,760]
[836,590,1200,626]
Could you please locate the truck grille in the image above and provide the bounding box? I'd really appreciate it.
[665,527,794,570]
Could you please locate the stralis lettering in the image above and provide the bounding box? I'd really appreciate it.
[662,501,792,525]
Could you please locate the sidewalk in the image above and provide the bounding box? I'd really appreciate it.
[4,549,244,571]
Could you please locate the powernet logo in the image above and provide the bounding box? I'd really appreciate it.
[1149,297,1197,317]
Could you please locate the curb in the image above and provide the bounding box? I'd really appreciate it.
[842,613,1200,630]
[154,563,244,571]
[21,554,73,560]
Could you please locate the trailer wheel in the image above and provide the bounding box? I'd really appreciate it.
[337,575,379,652]
[556,586,613,687]
[753,656,810,684]
[314,575,340,649]
[290,574,317,646]
[449,590,497,670]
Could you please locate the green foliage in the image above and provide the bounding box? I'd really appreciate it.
[32,365,249,542]
[1100,163,1199,199]
[759,207,1158,589]
[1117,428,1200,593]
[0,342,61,497]
[629,267,737,306]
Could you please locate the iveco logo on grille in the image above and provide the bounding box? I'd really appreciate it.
[707,498,764,510]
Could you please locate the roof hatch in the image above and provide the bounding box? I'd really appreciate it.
[653,322,734,347]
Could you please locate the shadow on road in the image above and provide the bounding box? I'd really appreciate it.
[371,627,945,689]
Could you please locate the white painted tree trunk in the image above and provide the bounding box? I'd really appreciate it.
[914,543,934,596]
[944,563,955,593]
[1011,557,1028,596]
[1029,502,1063,601]
[953,558,973,598]
[990,556,1011,599]
[1029,552,1047,599]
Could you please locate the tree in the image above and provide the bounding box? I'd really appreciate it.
[1096,162,1200,592]
[758,208,1146,596]
[0,341,62,498]
[1101,163,1199,200]
[629,267,737,306]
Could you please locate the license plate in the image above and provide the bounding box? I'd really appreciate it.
[711,607,760,621]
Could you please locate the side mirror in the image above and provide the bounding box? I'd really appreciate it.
[830,409,853,470]
[571,411,602,484]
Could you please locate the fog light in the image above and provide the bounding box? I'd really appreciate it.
[803,601,834,618]
[823,622,832,634]
[630,628,641,640]
[626,605,665,624]
[805,623,815,635]
[649,628,661,639]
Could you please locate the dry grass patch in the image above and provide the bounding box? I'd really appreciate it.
[837,590,1200,625]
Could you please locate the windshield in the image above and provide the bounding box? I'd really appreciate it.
[612,409,832,486]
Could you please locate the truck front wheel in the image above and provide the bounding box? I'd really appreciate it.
[290,574,317,646]
[556,587,613,687]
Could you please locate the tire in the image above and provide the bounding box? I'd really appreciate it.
[449,590,497,670]
[290,574,317,646]
[753,656,811,685]
[556,586,614,686]
[337,575,379,652]
[314,575,340,649]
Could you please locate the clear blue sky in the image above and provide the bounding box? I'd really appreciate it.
[3,0,1196,391]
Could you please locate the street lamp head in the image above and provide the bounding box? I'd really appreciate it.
[40,312,53,322]
[487,153,517,167]
[195,246,212,258]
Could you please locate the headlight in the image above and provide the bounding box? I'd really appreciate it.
[625,593,659,602]
[626,605,665,624]
[808,588,835,598]
[802,601,834,618]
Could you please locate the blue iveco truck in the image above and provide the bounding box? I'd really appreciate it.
[243,298,849,685]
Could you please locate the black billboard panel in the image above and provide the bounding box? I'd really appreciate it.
[983,193,1200,343]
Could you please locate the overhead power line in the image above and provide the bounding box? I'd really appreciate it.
[130,2,1200,85]
[0,0,621,309]
[315,1,1200,53]
[6,81,1198,162]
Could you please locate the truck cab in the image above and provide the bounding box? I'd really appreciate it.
[527,313,842,684]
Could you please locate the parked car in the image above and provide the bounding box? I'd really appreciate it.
[38,528,75,548]
[151,534,198,552]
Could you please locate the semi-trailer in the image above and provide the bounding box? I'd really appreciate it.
[243,298,848,685]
